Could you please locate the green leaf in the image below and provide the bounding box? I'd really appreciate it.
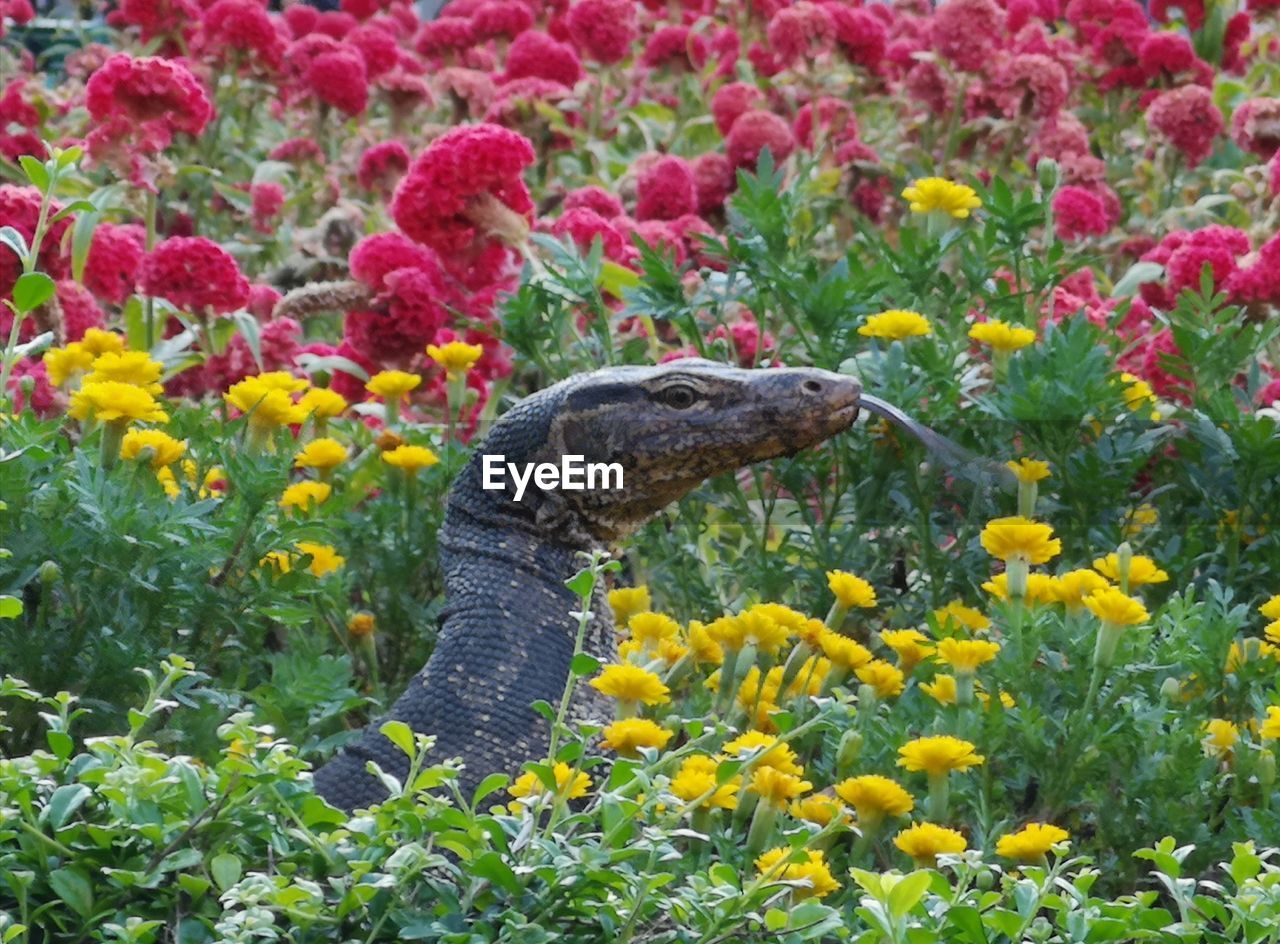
[46,730,73,759]
[12,272,55,314]
[765,908,788,931]
[888,870,932,919]
[48,867,93,918]
[379,720,417,760]
[470,851,520,895]
[44,784,90,830]
[472,772,510,808]
[0,596,22,620]
[18,156,48,191]
[1111,261,1164,298]
[945,905,988,943]
[56,146,83,168]
[70,208,102,283]
[564,568,596,598]
[48,201,96,225]
[210,853,242,892]
[295,353,369,381]
[178,873,211,900]
[570,653,600,677]
[230,309,263,371]
[0,226,28,262]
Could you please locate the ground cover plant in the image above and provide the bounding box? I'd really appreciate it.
[2,0,1280,939]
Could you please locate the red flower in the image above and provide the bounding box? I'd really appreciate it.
[414,16,475,57]
[316,10,358,39]
[999,53,1068,120]
[636,156,698,222]
[308,46,369,115]
[85,54,213,148]
[345,265,452,362]
[766,1,836,67]
[726,110,796,171]
[0,185,71,299]
[564,185,624,219]
[692,152,733,215]
[1029,113,1090,164]
[641,25,708,71]
[348,23,400,78]
[6,359,59,418]
[115,0,201,43]
[139,236,251,314]
[1051,186,1109,241]
[357,140,411,195]
[57,281,106,342]
[391,123,535,258]
[504,30,583,86]
[1138,32,1196,80]
[549,208,636,266]
[247,283,281,319]
[341,0,386,19]
[269,137,324,163]
[284,3,318,37]
[931,0,1004,72]
[1151,0,1204,30]
[84,222,147,305]
[794,97,857,149]
[615,217,687,266]
[1229,98,1280,160]
[1146,85,1222,167]
[711,82,765,137]
[199,0,285,70]
[565,0,636,64]
[251,181,285,232]
[825,4,887,71]
[349,232,439,290]
[470,1,534,43]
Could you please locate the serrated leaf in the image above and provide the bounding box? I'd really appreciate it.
[210,853,241,891]
[379,720,417,760]
[12,272,55,314]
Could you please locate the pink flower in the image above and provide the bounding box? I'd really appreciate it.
[57,281,106,342]
[84,222,147,305]
[470,1,534,43]
[550,207,636,266]
[708,310,774,367]
[692,152,734,215]
[0,185,71,299]
[1151,0,1204,30]
[1229,98,1280,160]
[1000,53,1068,120]
[269,137,324,163]
[794,96,857,149]
[565,0,636,64]
[199,0,285,70]
[564,185,624,219]
[6,359,59,418]
[115,0,201,43]
[641,25,708,71]
[251,181,285,232]
[316,10,358,39]
[726,110,796,171]
[391,124,535,258]
[1138,32,1196,80]
[932,0,1004,72]
[766,1,836,67]
[414,16,475,57]
[504,30,583,86]
[85,54,213,149]
[711,82,765,137]
[357,140,411,195]
[307,46,370,115]
[247,283,281,319]
[348,23,399,78]
[825,4,887,72]
[350,232,439,290]
[1052,186,1109,240]
[284,4,318,37]
[139,236,250,314]
[345,264,452,362]
[1146,85,1222,167]
[1029,113,1090,164]
[636,156,698,221]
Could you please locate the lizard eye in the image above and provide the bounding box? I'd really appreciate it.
[657,383,698,410]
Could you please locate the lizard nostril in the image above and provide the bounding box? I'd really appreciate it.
[802,379,823,395]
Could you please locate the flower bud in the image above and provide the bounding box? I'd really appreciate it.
[1115,542,1134,593]
[38,560,61,585]
[1258,749,1276,791]
[836,729,863,773]
[347,611,376,638]
[1159,676,1182,703]
[1036,157,1060,194]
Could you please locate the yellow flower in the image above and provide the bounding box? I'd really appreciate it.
[921,673,958,705]
[978,689,1017,710]
[751,602,811,635]
[834,774,914,822]
[790,794,849,827]
[84,351,164,394]
[828,570,877,608]
[589,664,670,706]
[980,516,1061,564]
[902,177,981,218]
[1226,638,1279,673]
[722,731,804,775]
[156,466,181,499]
[69,381,168,425]
[295,541,345,577]
[879,629,934,672]
[897,736,984,776]
[1261,594,1280,621]
[294,437,348,471]
[754,848,840,900]
[225,377,306,429]
[1266,621,1280,647]
[1123,504,1159,537]
[856,660,905,698]
[858,310,933,341]
[600,718,672,757]
[1092,553,1169,586]
[704,615,747,651]
[366,370,421,401]
[257,370,308,393]
[671,755,739,809]
[969,320,1036,352]
[43,343,95,386]
[1202,719,1239,760]
[749,765,813,808]
[298,387,348,419]
[628,612,682,649]
[996,823,1070,861]
[1121,372,1158,416]
[609,586,651,625]
[1006,458,1050,484]
[982,572,1056,604]
[1260,706,1280,741]
[120,429,186,469]
[348,612,376,637]
[509,761,592,807]
[933,601,990,633]
[80,328,125,356]
[686,620,724,665]
[427,340,484,376]
[736,607,792,654]
[893,822,968,864]
[1051,569,1112,610]
[935,637,1000,674]
[817,629,873,671]
[259,550,294,574]
[1083,588,1149,627]
[279,481,332,513]
[381,444,440,474]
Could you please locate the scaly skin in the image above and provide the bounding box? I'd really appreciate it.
[312,360,861,812]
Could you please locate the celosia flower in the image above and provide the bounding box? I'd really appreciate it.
[564,0,636,65]
[1146,85,1223,168]
[641,24,708,72]
[503,30,582,86]
[84,54,212,154]
[140,237,250,314]
[894,822,968,864]
[121,429,186,469]
[427,340,484,378]
[996,823,1070,861]
[199,0,285,69]
[827,570,876,608]
[897,736,984,775]
[381,445,440,474]
[636,156,698,222]
[1083,588,1149,627]
[279,481,332,513]
[69,381,168,425]
[308,47,369,116]
[754,848,840,900]
[357,140,411,195]
[749,766,813,809]
[294,438,348,471]
[600,718,671,757]
[879,629,935,672]
[726,109,796,171]
[1053,186,1111,241]
[834,775,914,824]
[589,664,670,706]
[858,309,932,340]
[509,761,592,808]
[366,370,421,401]
[1202,719,1239,760]
[83,223,146,305]
[856,659,905,698]
[935,638,1001,674]
[671,755,739,809]
[902,177,981,218]
[980,516,1061,565]
[969,320,1036,351]
[1092,553,1169,586]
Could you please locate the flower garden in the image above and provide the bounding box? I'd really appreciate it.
[3,0,1280,938]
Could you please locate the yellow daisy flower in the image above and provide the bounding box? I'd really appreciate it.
[755,848,841,900]
[600,718,672,757]
[980,516,1061,564]
[969,320,1036,352]
[897,736,984,775]
[858,309,933,341]
[996,823,1069,862]
[893,822,968,864]
[120,429,187,469]
[902,177,982,218]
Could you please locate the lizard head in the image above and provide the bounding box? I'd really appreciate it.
[470,359,860,543]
